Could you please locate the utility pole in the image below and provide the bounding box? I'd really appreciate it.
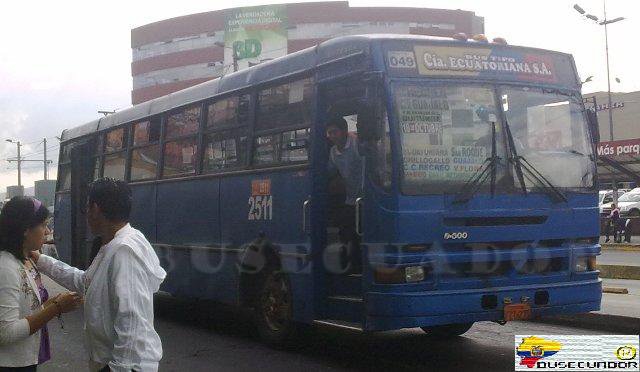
[232,48,239,72]
[5,139,22,187]
[43,137,48,180]
[5,138,53,184]
[603,0,614,143]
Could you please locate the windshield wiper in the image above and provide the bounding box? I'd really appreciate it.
[453,121,501,204]
[503,120,568,203]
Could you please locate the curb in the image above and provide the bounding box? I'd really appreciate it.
[602,287,629,294]
[601,244,640,251]
[598,264,640,280]
[535,313,640,334]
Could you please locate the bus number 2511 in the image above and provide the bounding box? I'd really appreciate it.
[248,195,273,220]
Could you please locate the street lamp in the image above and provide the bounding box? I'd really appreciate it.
[574,1,624,196]
[573,1,625,143]
[5,139,21,187]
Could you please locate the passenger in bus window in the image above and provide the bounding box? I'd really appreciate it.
[29,179,167,372]
[326,116,364,273]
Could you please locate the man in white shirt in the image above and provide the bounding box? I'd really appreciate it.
[31,178,166,372]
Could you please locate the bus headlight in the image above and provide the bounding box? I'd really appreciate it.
[405,266,425,282]
[374,266,425,284]
[575,256,597,272]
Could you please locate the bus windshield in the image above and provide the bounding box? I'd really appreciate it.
[500,86,595,190]
[395,83,508,195]
[395,83,595,195]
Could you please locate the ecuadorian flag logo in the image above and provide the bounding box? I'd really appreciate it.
[516,336,563,368]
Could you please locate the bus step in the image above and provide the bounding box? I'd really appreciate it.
[325,295,363,323]
[313,319,363,332]
[327,295,363,302]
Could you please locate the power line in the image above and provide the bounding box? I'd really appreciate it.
[21,145,60,159]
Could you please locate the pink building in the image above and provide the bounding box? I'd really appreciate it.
[131,1,484,104]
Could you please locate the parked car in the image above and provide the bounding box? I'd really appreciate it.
[617,192,640,217]
[599,189,628,216]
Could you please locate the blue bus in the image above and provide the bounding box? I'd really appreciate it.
[54,34,601,344]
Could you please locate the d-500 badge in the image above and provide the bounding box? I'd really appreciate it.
[443,232,468,240]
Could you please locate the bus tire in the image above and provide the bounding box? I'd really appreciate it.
[254,266,298,347]
[420,322,474,338]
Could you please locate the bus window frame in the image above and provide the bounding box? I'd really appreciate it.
[101,125,129,182]
[160,103,203,179]
[129,117,162,182]
[251,76,314,168]
[201,93,252,174]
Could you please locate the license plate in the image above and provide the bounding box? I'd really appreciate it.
[504,303,532,321]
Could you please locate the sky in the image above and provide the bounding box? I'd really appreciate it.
[0,0,638,192]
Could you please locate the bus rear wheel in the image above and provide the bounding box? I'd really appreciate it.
[255,267,297,346]
[420,322,474,338]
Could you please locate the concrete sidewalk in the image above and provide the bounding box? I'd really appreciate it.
[598,246,640,280]
[600,235,640,250]
[538,278,640,333]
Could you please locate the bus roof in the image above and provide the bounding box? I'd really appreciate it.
[61,34,577,143]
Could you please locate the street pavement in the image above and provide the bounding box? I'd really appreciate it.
[39,277,632,372]
[600,278,640,318]
[599,248,640,266]
[600,235,640,245]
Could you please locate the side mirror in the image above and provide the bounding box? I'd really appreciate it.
[355,102,382,141]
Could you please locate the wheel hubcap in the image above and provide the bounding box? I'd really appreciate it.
[262,273,291,331]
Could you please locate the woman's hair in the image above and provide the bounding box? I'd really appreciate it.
[0,196,50,261]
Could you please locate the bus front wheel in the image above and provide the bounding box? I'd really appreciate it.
[420,322,474,338]
[255,267,297,346]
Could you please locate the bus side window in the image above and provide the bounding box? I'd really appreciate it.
[102,127,128,181]
[280,128,310,163]
[202,94,251,172]
[130,117,161,181]
[203,131,248,171]
[162,105,201,178]
[256,78,313,131]
[253,77,313,166]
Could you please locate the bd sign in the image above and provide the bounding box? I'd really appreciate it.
[233,39,262,59]
[224,5,288,70]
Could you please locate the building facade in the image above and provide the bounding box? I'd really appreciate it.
[6,185,24,199]
[131,1,484,104]
[583,90,640,186]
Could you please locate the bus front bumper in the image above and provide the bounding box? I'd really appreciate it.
[364,279,602,331]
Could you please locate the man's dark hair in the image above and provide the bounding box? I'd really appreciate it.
[0,197,50,261]
[327,116,348,132]
[88,178,132,222]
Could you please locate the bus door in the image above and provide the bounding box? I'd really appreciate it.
[314,77,387,326]
[69,139,97,269]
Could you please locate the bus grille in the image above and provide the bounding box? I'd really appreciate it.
[442,257,567,278]
[443,216,547,226]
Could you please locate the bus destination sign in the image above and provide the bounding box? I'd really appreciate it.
[385,44,579,88]
[413,46,557,83]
